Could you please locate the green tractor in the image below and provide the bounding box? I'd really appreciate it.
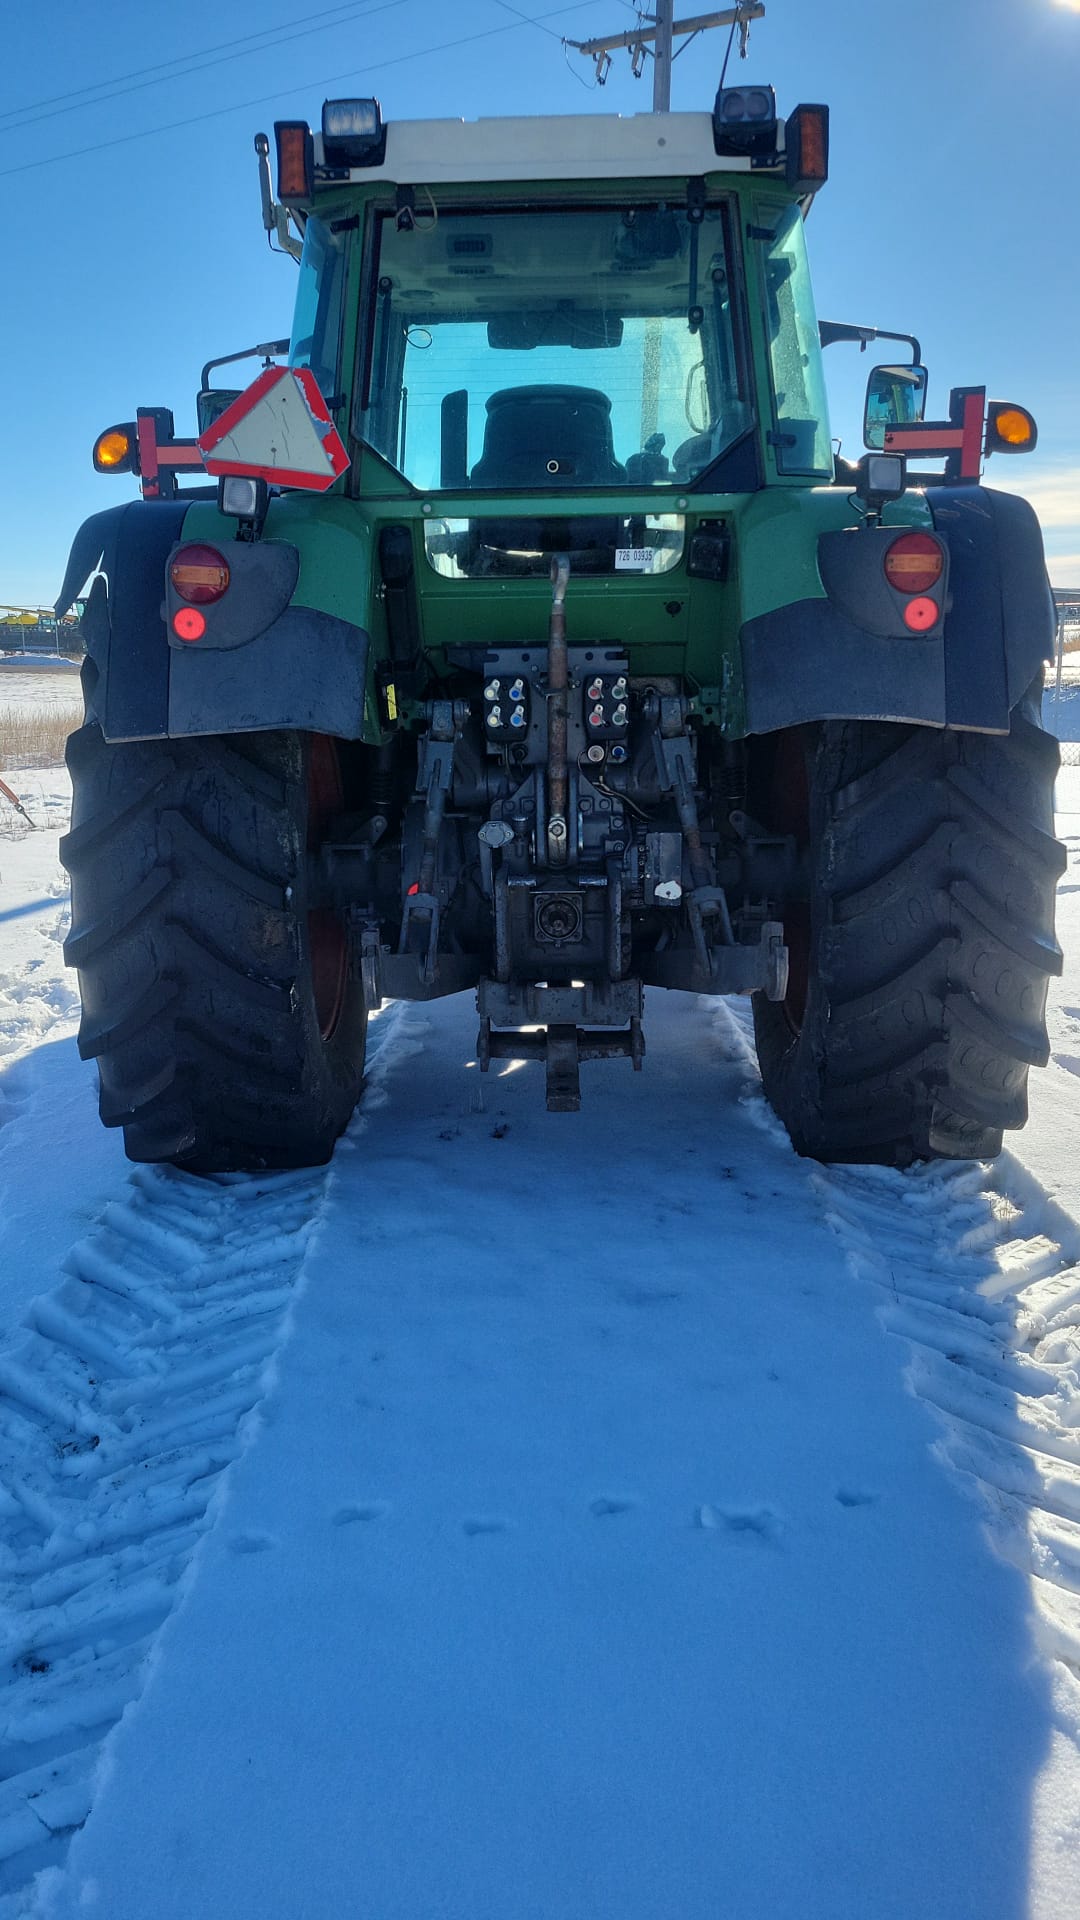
[56,87,1062,1171]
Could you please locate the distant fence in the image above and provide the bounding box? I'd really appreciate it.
[0,618,83,657]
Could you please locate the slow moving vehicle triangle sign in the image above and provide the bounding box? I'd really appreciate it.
[198,365,350,491]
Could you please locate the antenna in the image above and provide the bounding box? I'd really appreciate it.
[565,0,764,112]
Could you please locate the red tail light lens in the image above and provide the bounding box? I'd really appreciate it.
[173,607,207,642]
[902,596,940,633]
[170,544,230,604]
[883,533,943,596]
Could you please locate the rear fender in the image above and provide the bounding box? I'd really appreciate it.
[739,485,1054,734]
[925,485,1055,728]
[56,499,371,743]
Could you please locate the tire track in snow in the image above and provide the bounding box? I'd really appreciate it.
[0,1159,327,1905]
[0,1001,415,1908]
[712,998,1080,1703]
[812,1156,1080,1691]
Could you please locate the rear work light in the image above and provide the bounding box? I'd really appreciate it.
[883,532,944,596]
[712,84,777,159]
[321,97,386,168]
[170,545,231,605]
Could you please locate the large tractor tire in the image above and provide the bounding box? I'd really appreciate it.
[61,710,366,1173]
[752,687,1064,1165]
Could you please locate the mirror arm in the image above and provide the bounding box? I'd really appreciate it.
[199,341,290,392]
[254,132,304,263]
[820,321,922,364]
[255,134,275,233]
[274,205,305,263]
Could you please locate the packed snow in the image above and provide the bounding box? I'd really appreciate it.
[0,749,1077,1918]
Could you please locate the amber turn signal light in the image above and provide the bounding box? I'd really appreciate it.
[275,120,314,202]
[785,103,829,193]
[93,424,137,474]
[985,403,1037,455]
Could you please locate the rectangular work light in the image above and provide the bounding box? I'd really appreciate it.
[712,84,777,160]
[856,453,907,513]
[321,98,386,168]
[219,474,270,529]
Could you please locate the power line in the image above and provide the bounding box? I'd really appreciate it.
[5,5,410,139]
[478,0,608,89]
[488,0,571,44]
[485,0,606,89]
[0,1,614,182]
[0,0,394,129]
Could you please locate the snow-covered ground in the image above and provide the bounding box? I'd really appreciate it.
[0,667,81,700]
[0,753,1077,1918]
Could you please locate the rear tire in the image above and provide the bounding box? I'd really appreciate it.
[752,688,1064,1165]
[62,715,366,1173]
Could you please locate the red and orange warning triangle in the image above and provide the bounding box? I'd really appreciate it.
[198,366,349,492]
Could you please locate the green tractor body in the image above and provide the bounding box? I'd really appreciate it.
[57,93,1063,1168]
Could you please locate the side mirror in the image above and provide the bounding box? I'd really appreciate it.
[864,363,928,449]
[197,389,242,435]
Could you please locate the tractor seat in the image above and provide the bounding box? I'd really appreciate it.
[470,386,627,489]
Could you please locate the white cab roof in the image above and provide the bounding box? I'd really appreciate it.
[313,111,788,185]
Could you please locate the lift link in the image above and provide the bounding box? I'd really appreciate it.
[650,694,731,974]
[398,698,467,987]
[546,554,571,867]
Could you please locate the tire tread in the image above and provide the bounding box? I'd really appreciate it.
[752,696,1061,1165]
[63,722,365,1172]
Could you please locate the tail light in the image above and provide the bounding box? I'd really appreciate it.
[883,533,944,596]
[170,544,230,604]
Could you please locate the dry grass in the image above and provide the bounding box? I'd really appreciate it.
[0,705,82,770]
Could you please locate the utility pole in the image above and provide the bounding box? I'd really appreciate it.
[653,0,674,113]
[566,0,764,112]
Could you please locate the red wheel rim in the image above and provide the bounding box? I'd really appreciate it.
[306,735,348,1042]
[768,730,811,1033]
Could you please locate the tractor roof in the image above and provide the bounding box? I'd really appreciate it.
[312,110,792,186]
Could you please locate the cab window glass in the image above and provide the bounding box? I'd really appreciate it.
[755,202,831,477]
[289,216,347,401]
[357,202,751,490]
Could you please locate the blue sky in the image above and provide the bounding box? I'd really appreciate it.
[2,0,1078,606]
